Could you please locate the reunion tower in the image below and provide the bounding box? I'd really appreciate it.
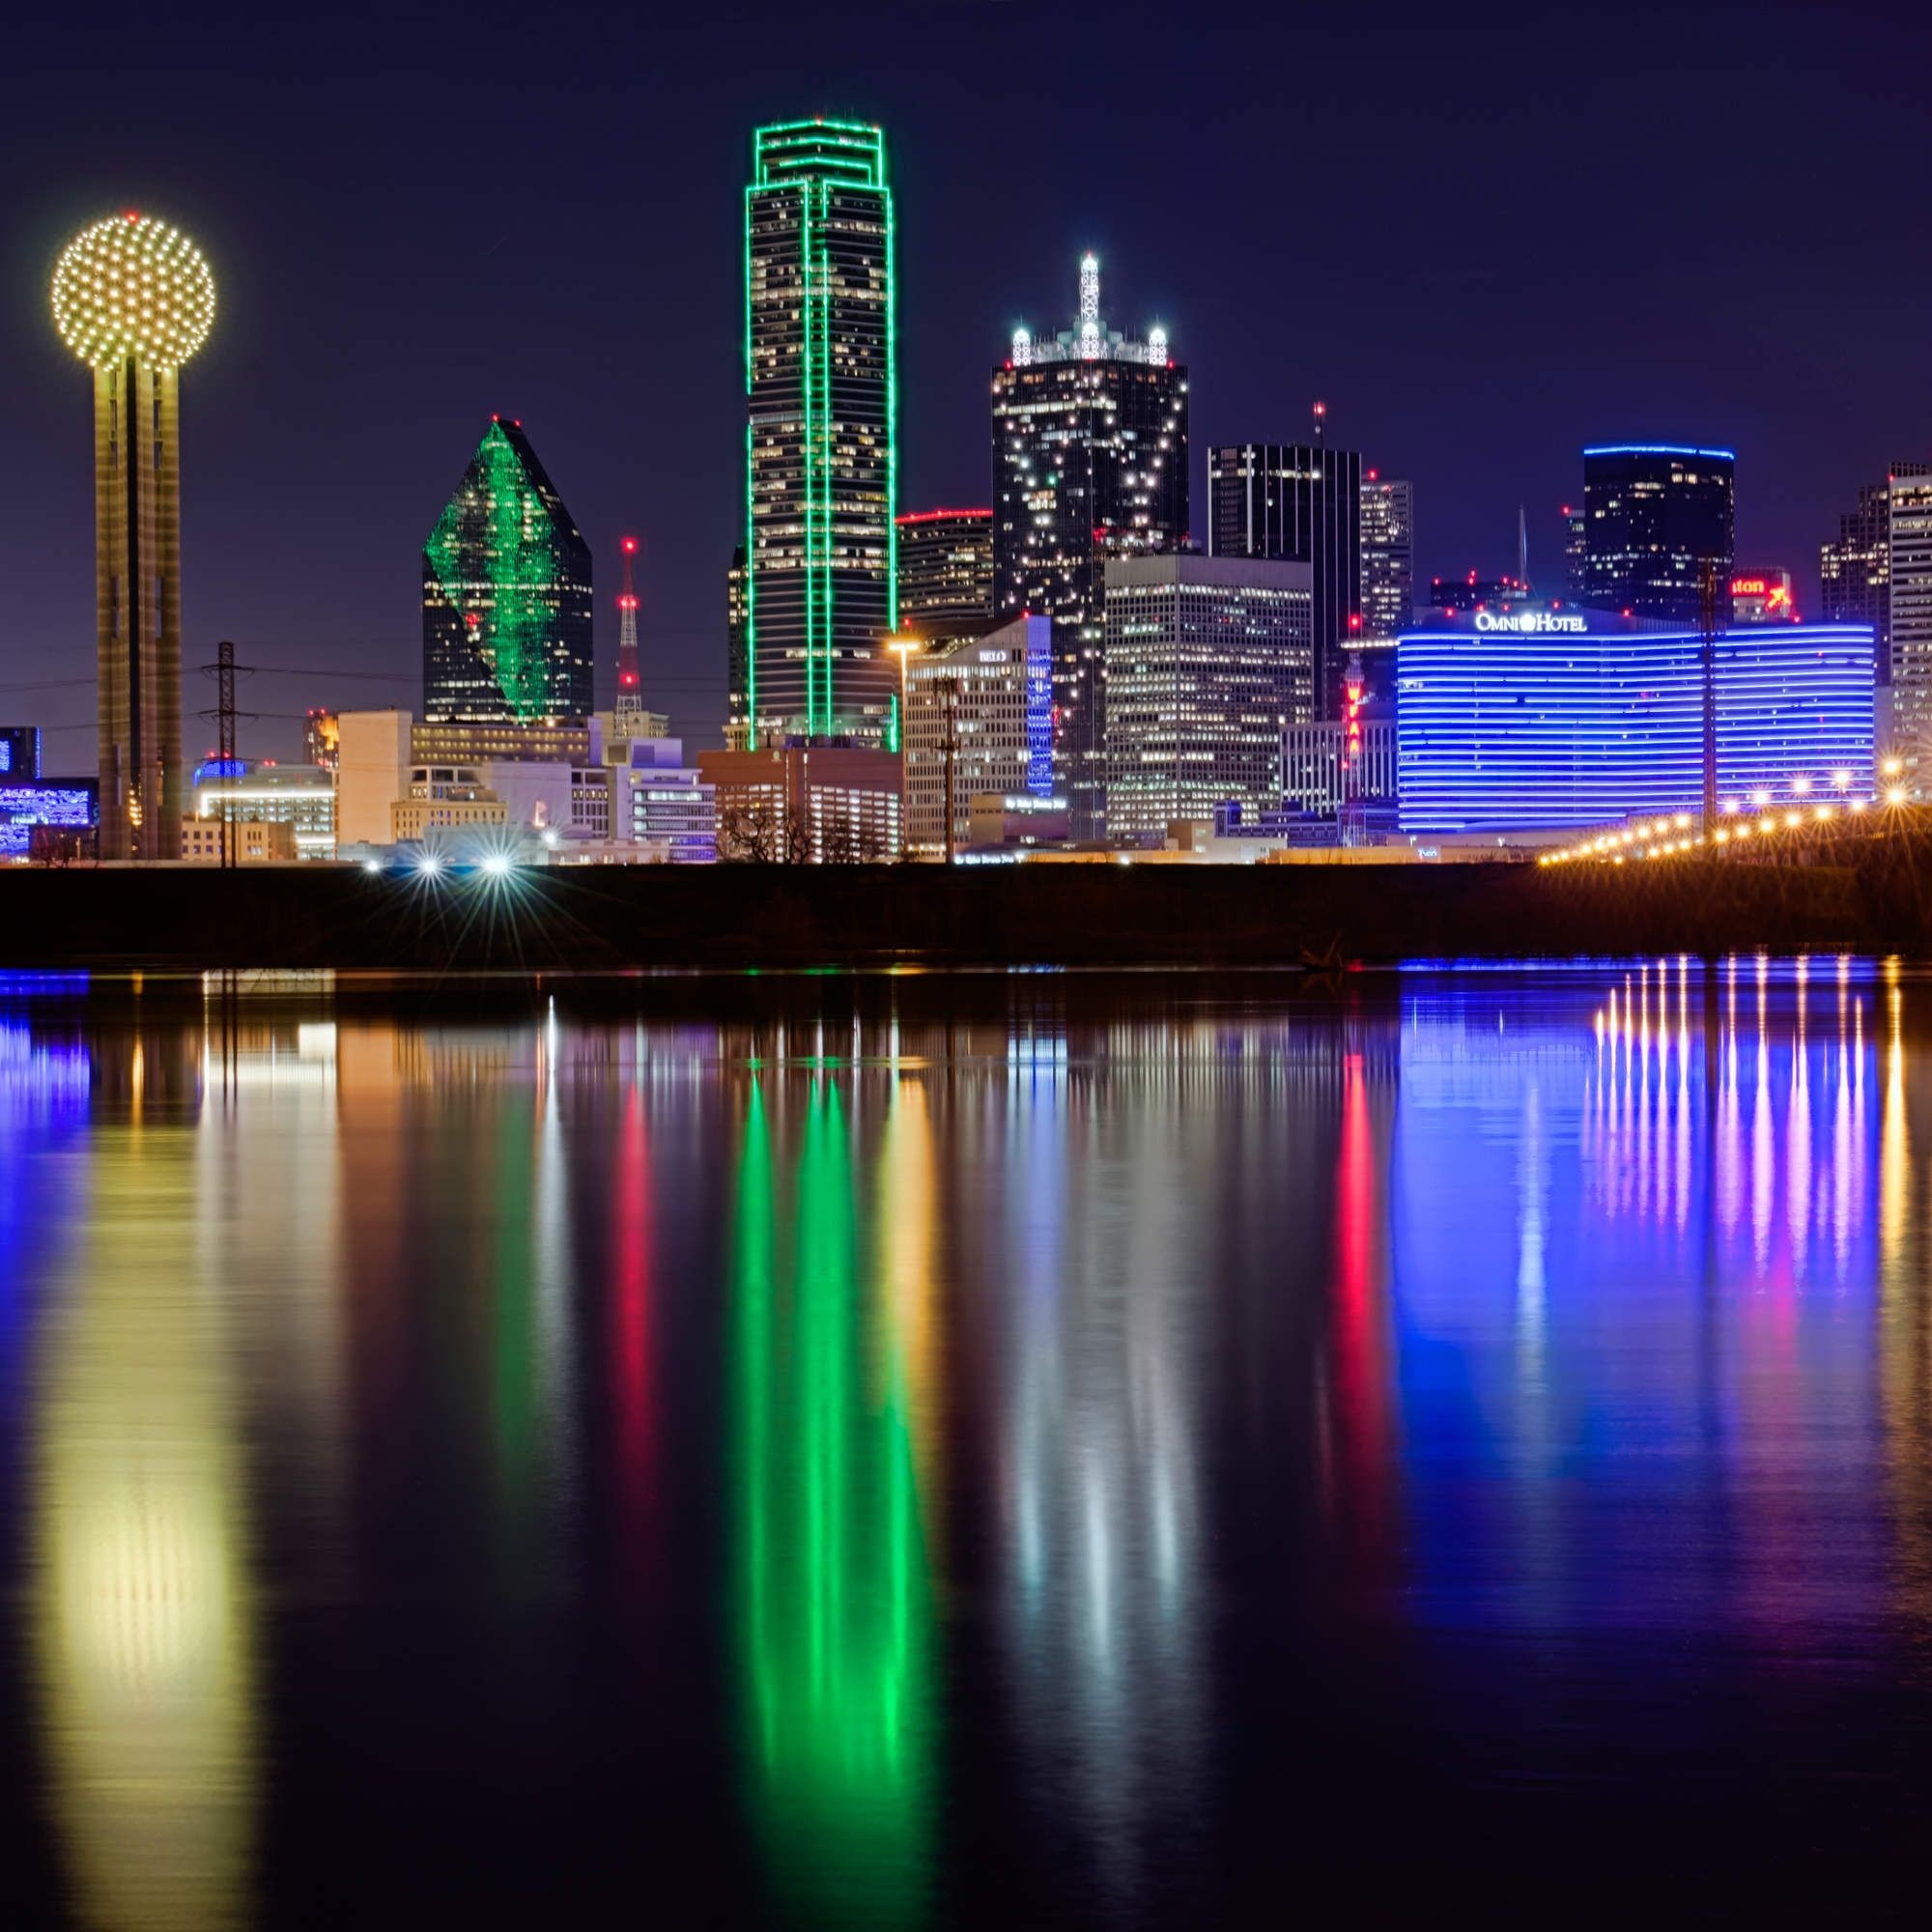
[51,213,216,859]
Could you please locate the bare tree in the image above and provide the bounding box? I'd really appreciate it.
[783,815,815,867]
[30,826,86,868]
[719,801,778,864]
[822,817,857,866]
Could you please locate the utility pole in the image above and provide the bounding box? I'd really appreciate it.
[943,678,959,866]
[1699,561,1720,837]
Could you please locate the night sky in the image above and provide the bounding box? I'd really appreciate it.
[4,0,1929,767]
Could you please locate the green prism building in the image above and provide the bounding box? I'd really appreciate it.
[423,417,594,724]
[744,120,897,746]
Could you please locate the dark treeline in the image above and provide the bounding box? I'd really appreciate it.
[5,845,1931,971]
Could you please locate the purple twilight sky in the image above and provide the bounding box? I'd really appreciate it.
[3,0,1929,766]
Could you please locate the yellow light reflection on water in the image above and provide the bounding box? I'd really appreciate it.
[33,1122,256,1931]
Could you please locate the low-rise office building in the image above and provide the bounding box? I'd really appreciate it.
[190,758,337,859]
[182,817,298,863]
[968,791,1069,850]
[699,746,901,863]
[904,613,1052,855]
[390,768,510,844]
[626,757,717,863]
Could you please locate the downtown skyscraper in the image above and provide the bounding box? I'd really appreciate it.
[991,254,1187,839]
[1820,462,1932,755]
[1580,444,1735,622]
[744,119,897,747]
[1208,438,1361,717]
[422,418,594,724]
[51,213,216,859]
[895,507,993,644]
[1358,474,1413,641]
[1887,467,1932,765]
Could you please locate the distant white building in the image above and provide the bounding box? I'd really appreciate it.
[190,757,336,860]
[611,738,716,863]
[390,768,509,844]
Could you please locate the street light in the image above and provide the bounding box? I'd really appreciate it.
[885,636,922,861]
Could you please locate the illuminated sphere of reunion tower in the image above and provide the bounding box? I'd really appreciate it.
[51,213,217,859]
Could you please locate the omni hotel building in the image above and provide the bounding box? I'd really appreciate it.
[1396,606,1876,834]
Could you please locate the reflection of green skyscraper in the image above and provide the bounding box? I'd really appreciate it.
[422,419,594,724]
[744,121,898,746]
[731,1082,933,1928]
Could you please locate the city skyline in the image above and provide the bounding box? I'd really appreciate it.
[5,6,1931,770]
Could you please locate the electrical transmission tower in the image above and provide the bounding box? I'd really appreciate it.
[197,640,255,868]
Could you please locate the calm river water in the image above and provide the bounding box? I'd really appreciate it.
[2,963,1931,1927]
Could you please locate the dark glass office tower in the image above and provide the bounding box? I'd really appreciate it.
[1208,442,1362,716]
[895,508,993,640]
[1820,464,1932,698]
[745,119,896,747]
[991,253,1188,838]
[422,417,594,724]
[1580,444,1735,622]
[1358,475,1413,641]
[1562,503,1586,603]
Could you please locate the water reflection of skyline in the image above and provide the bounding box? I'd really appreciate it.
[3,965,1932,1918]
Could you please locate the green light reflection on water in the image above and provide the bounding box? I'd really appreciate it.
[731,1077,934,1929]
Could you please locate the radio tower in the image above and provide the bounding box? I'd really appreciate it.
[615,536,642,732]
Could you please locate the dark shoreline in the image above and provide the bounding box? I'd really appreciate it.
[2,850,1929,971]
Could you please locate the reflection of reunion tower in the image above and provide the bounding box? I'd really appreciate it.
[51,213,216,859]
[615,537,643,730]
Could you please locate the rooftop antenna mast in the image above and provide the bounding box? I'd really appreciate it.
[1078,252,1101,359]
[1518,504,1529,591]
[615,536,641,731]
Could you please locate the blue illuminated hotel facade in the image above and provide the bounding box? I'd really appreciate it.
[1397,609,1875,833]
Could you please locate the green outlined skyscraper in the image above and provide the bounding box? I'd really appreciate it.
[422,418,594,725]
[744,120,897,747]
